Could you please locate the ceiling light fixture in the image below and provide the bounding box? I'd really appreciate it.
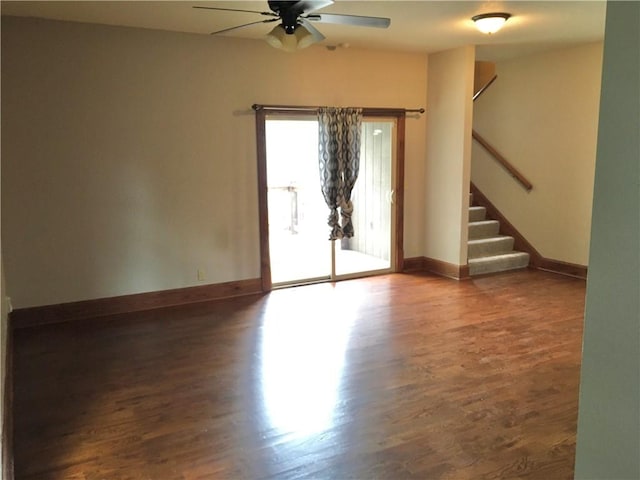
[265,23,320,52]
[472,12,511,34]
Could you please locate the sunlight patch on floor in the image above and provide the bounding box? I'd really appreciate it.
[258,284,365,437]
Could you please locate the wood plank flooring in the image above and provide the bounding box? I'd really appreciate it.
[13,270,586,479]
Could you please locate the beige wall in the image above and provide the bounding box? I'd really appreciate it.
[472,42,603,265]
[1,16,428,308]
[473,61,496,95]
[424,46,475,266]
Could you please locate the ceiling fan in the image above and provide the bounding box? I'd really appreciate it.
[193,1,391,51]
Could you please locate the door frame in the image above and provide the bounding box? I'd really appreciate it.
[255,107,406,292]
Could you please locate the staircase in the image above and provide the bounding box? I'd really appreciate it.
[468,63,532,276]
[467,194,530,276]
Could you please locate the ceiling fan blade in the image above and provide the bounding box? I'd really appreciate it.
[292,0,334,14]
[193,6,278,17]
[299,18,326,43]
[307,13,390,28]
[210,18,278,35]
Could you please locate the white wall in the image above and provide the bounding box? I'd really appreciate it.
[424,46,475,266]
[574,2,640,478]
[472,42,603,265]
[1,16,428,308]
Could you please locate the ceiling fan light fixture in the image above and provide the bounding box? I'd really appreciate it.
[200,2,390,51]
[265,24,287,48]
[294,25,315,49]
[265,24,319,51]
[298,23,326,49]
[472,12,511,34]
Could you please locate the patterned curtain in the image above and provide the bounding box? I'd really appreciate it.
[317,107,362,240]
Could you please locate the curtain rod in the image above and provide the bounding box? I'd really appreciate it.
[252,104,425,114]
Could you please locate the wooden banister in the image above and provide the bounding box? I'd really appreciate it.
[471,72,533,191]
[473,74,498,101]
[472,130,533,191]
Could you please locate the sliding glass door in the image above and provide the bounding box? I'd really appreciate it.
[258,112,401,288]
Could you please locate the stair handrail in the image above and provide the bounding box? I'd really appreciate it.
[472,130,533,192]
[472,74,533,192]
[473,74,498,101]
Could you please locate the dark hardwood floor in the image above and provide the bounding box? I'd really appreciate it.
[13,270,586,479]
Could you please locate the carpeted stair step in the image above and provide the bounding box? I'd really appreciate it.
[468,220,500,240]
[469,206,487,222]
[467,192,531,276]
[468,235,515,258]
[468,252,530,276]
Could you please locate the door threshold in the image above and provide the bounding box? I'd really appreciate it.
[271,268,394,290]
[272,276,332,290]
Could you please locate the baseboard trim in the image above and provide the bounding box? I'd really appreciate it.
[402,256,425,272]
[459,264,471,280]
[470,183,587,280]
[10,278,264,329]
[538,258,588,279]
[424,257,469,280]
[403,256,469,280]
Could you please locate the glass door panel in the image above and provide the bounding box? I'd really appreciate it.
[266,119,331,285]
[335,120,394,277]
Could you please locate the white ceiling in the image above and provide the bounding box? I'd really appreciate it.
[0,1,606,61]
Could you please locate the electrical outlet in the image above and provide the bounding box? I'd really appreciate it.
[197,269,205,281]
